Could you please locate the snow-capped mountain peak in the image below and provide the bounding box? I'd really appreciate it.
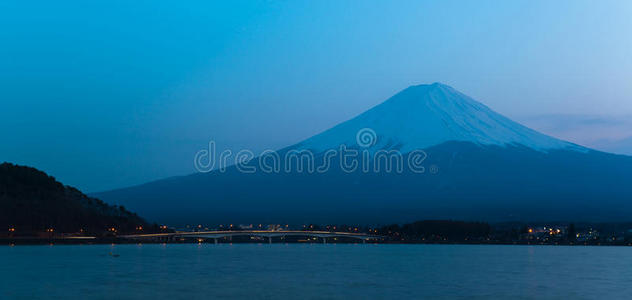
[295,83,582,153]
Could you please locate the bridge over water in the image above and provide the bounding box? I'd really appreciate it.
[121,230,383,244]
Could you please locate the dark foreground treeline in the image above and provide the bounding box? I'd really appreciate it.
[0,162,152,236]
[373,220,632,245]
[3,219,632,245]
[300,220,632,245]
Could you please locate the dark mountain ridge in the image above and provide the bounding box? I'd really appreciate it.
[1,162,147,234]
[95,141,632,225]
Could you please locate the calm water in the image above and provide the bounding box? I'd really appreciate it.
[1,243,631,299]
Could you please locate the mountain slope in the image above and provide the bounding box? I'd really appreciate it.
[95,83,632,225]
[0,162,147,234]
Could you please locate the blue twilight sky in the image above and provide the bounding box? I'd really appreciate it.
[1,0,632,192]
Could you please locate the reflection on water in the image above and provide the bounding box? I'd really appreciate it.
[1,244,631,299]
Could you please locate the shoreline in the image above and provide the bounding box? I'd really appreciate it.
[2,238,630,247]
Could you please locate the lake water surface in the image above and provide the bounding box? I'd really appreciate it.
[1,244,630,299]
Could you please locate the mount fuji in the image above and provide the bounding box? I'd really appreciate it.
[95,83,632,225]
[296,83,581,153]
